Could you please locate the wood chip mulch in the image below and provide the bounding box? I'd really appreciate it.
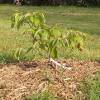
[0,59,100,100]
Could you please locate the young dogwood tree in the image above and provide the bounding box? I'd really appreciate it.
[11,12,85,68]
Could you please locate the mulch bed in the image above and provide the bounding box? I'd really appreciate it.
[0,59,100,100]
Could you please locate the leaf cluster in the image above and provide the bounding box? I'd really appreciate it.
[11,12,86,59]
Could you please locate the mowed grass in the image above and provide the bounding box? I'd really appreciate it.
[0,4,100,62]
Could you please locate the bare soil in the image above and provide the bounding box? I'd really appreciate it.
[0,59,100,100]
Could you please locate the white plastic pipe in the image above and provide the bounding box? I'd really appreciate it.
[50,58,72,70]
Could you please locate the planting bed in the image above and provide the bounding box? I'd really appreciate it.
[0,59,100,100]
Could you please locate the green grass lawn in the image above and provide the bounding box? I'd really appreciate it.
[0,4,100,62]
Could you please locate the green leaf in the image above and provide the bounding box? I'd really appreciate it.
[11,15,15,28]
[52,47,58,58]
[26,47,33,53]
[16,16,24,29]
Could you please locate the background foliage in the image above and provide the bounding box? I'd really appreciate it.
[1,0,100,6]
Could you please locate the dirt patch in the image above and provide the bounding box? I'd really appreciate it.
[0,59,100,100]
